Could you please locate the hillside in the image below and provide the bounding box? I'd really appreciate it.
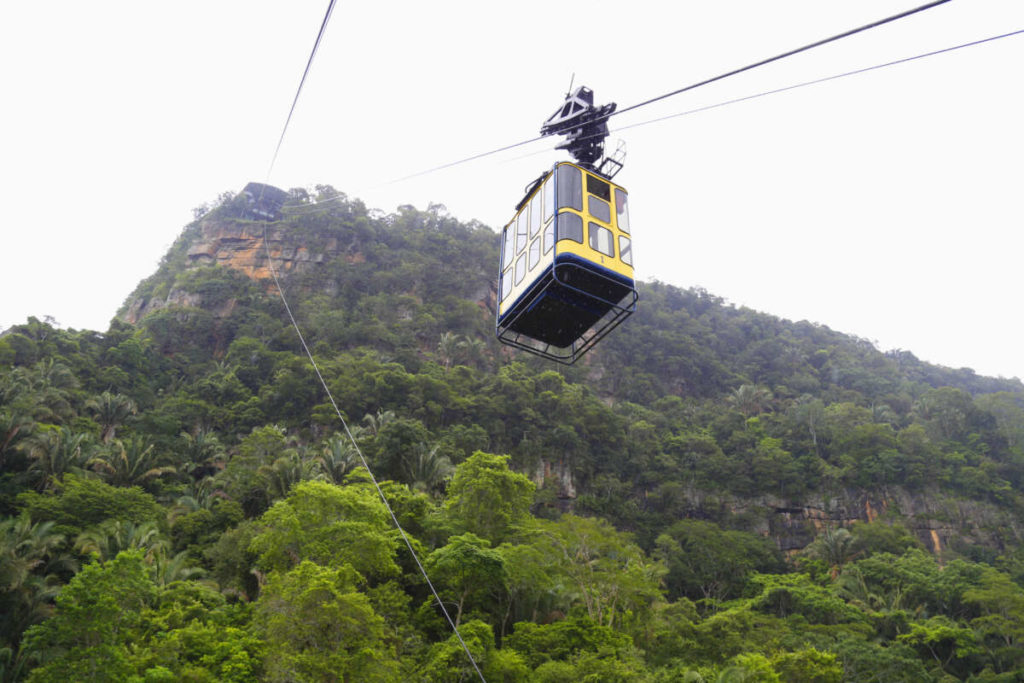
[1,185,1023,681]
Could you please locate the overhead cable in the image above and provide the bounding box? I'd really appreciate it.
[256,1,487,680]
[385,0,954,185]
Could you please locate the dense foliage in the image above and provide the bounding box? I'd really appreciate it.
[1,189,1022,680]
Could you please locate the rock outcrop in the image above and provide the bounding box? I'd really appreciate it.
[123,218,351,324]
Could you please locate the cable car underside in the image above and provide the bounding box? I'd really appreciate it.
[497,256,636,362]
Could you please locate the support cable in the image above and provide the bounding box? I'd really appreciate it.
[383,0,954,185]
[540,28,1024,157]
[285,24,1022,216]
[255,1,487,680]
[613,0,954,119]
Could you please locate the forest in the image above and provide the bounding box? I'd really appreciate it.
[1,187,1023,681]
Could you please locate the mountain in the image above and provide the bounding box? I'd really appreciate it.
[2,184,1023,681]
[112,185,1024,549]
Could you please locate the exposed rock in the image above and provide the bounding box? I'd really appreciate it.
[534,458,577,501]
[535,463,1021,555]
[675,486,1022,555]
[184,220,335,281]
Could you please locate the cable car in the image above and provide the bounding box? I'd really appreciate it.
[496,87,637,364]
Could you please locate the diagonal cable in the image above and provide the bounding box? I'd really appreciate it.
[255,1,487,679]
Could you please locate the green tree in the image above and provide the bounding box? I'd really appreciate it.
[655,519,782,603]
[0,513,74,652]
[897,615,980,674]
[426,532,507,628]
[802,527,857,578]
[16,475,162,537]
[91,435,176,488]
[963,566,1024,672]
[254,560,399,682]
[537,515,666,629]
[443,451,534,545]
[418,619,497,683]
[84,392,137,444]
[249,480,399,581]
[770,648,841,683]
[74,519,167,563]
[22,551,157,682]
[20,428,98,492]
[317,433,362,484]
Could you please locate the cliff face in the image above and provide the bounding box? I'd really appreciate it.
[123,218,357,324]
[539,459,1020,555]
[183,220,339,280]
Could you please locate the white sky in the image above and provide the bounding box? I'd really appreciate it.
[1,1,1022,381]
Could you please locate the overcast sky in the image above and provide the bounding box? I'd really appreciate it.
[2,1,1022,380]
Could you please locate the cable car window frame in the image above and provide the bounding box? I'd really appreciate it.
[589,196,611,224]
[618,235,633,266]
[589,222,614,257]
[516,210,529,253]
[500,270,512,300]
[543,221,555,253]
[529,191,542,237]
[543,176,554,225]
[514,254,526,285]
[586,174,611,201]
[615,189,630,234]
[502,226,515,269]
[556,165,582,211]
[557,212,583,244]
[528,237,541,270]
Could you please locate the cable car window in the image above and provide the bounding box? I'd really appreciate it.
[529,237,541,270]
[529,191,542,236]
[619,236,633,266]
[586,174,611,201]
[516,210,528,252]
[615,189,630,234]
[589,196,611,224]
[514,254,526,285]
[543,221,554,253]
[543,177,554,224]
[502,226,515,269]
[500,271,512,300]
[557,212,583,243]
[589,222,614,257]
[556,165,582,211]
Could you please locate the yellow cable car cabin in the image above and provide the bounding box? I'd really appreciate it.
[496,162,636,363]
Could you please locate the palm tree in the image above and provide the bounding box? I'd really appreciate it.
[91,435,176,488]
[258,453,319,501]
[437,332,461,370]
[85,391,137,443]
[805,527,857,578]
[24,360,77,424]
[729,384,773,418]
[152,550,206,586]
[179,429,226,479]
[0,513,76,649]
[402,443,453,496]
[362,409,394,437]
[871,403,899,427]
[317,433,362,484]
[0,409,33,470]
[457,336,488,369]
[21,427,98,491]
[74,520,168,564]
[169,477,222,522]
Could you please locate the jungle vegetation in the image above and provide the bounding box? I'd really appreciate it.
[1,188,1022,681]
